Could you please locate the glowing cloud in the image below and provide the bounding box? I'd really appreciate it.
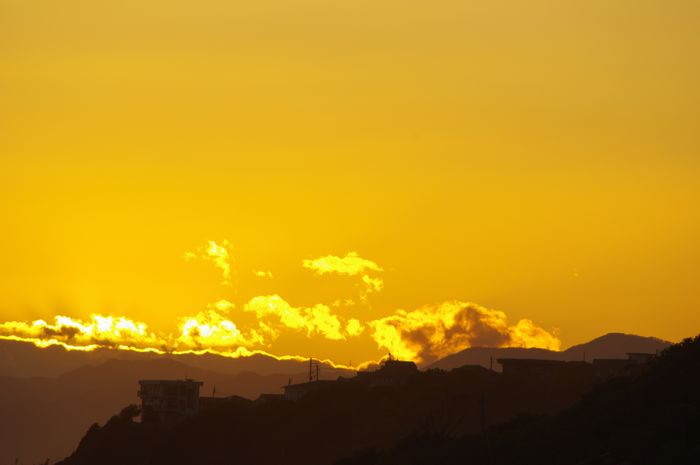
[369,301,561,365]
[303,251,383,276]
[176,305,265,350]
[0,312,351,368]
[346,318,365,337]
[0,250,560,370]
[254,270,274,278]
[211,299,236,312]
[361,275,384,293]
[0,300,559,369]
[304,251,384,296]
[0,314,163,352]
[244,295,346,341]
[509,318,562,350]
[185,240,232,285]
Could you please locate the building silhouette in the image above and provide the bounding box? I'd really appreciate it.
[281,357,420,401]
[498,351,657,381]
[497,358,593,378]
[283,379,337,401]
[592,351,657,378]
[138,379,203,425]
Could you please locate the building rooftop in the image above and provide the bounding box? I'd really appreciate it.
[497,358,568,365]
[284,379,337,389]
[138,379,203,385]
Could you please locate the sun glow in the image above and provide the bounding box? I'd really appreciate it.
[0,0,697,371]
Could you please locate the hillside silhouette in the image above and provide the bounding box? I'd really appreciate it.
[52,356,657,464]
[54,335,698,465]
[0,333,675,464]
[0,357,351,465]
[340,334,700,465]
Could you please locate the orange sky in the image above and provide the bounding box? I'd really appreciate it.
[1,1,699,366]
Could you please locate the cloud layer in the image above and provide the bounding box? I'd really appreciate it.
[185,240,232,285]
[304,251,384,296]
[369,301,561,364]
[244,295,346,341]
[0,299,560,368]
[0,244,560,368]
[0,315,163,351]
[303,252,383,276]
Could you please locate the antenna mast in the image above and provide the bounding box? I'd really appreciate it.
[309,358,320,382]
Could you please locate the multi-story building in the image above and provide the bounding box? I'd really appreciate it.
[138,379,203,425]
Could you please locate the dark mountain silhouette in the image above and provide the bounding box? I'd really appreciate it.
[2,333,669,379]
[338,334,700,465]
[171,352,334,376]
[55,334,699,465]
[427,347,561,371]
[0,339,344,378]
[427,332,671,371]
[0,357,352,465]
[562,332,670,360]
[55,361,594,465]
[0,333,672,464]
[0,339,154,378]
[56,341,671,465]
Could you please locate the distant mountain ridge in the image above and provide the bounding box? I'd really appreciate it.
[1,333,672,379]
[427,333,671,371]
[562,332,670,359]
[0,356,353,465]
[0,339,344,378]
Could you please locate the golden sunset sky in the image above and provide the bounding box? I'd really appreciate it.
[1,1,699,365]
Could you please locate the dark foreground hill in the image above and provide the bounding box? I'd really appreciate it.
[341,335,700,465]
[56,362,599,465]
[0,333,673,464]
[55,335,698,465]
[0,357,352,465]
